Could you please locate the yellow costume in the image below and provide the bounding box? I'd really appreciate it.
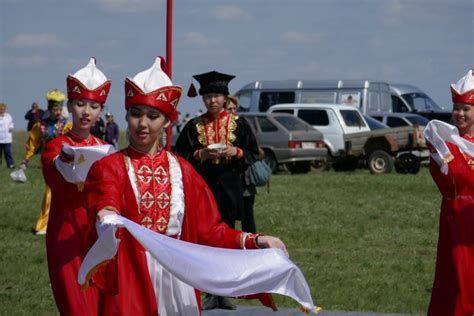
[22,89,71,234]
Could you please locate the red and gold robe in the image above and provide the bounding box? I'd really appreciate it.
[42,132,105,316]
[83,146,259,315]
[428,134,474,316]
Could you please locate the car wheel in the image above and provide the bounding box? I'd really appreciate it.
[368,150,394,174]
[263,150,278,174]
[395,153,421,174]
[332,157,358,172]
[288,162,311,174]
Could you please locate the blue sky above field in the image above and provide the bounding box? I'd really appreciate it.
[1,0,473,130]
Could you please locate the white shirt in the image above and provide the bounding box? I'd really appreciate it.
[0,113,14,144]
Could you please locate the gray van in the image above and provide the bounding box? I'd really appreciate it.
[235,79,392,114]
[390,83,451,122]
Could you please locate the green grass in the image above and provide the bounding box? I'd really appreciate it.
[0,131,440,315]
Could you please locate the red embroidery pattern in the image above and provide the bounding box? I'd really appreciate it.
[130,149,172,233]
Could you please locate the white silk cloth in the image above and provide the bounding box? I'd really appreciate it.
[55,144,115,183]
[78,214,317,313]
[424,120,474,174]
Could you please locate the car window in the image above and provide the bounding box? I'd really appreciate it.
[387,117,409,127]
[364,115,388,130]
[271,109,294,115]
[401,93,444,111]
[406,115,429,126]
[256,117,279,132]
[301,91,336,103]
[391,95,410,112]
[236,92,251,112]
[340,110,367,127]
[273,115,310,131]
[242,116,258,132]
[258,92,295,112]
[298,109,329,126]
[371,116,383,122]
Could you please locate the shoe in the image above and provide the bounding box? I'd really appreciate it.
[201,294,219,310]
[8,165,15,169]
[35,230,46,235]
[218,296,236,310]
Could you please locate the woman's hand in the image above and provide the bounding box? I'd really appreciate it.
[97,208,118,223]
[257,236,289,257]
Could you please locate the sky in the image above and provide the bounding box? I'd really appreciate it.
[1,0,473,131]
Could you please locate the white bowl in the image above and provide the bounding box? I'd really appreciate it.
[207,143,227,151]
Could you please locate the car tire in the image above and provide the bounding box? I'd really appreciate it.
[263,149,278,174]
[368,150,394,174]
[288,162,311,174]
[395,153,421,174]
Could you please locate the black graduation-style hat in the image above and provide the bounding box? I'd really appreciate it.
[189,71,235,97]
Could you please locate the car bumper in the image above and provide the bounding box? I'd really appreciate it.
[273,148,327,164]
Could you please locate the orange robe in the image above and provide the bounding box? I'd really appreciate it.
[427,135,474,315]
[42,133,105,315]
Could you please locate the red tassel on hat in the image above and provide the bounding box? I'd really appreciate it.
[187,82,197,97]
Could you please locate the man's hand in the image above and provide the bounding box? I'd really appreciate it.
[257,236,289,257]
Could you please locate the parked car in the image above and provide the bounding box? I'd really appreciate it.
[239,112,327,174]
[268,103,425,174]
[363,114,429,174]
[368,111,429,128]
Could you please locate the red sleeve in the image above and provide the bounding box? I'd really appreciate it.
[41,137,64,189]
[84,153,125,217]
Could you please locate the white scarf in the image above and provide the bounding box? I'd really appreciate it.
[79,214,317,314]
[424,120,474,174]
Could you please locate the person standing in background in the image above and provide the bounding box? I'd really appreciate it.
[104,112,119,149]
[24,102,44,132]
[225,95,260,233]
[175,71,260,310]
[0,103,15,169]
[20,89,72,235]
[425,69,474,315]
[90,114,105,139]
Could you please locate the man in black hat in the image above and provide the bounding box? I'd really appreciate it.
[175,71,260,311]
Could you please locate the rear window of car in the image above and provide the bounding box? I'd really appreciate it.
[340,110,367,127]
[297,109,330,126]
[273,115,310,131]
[406,115,429,126]
[387,117,409,127]
[256,117,278,132]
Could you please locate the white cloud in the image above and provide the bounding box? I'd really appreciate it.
[97,0,164,13]
[7,33,64,48]
[280,31,321,44]
[210,5,250,21]
[182,32,211,48]
[3,55,51,67]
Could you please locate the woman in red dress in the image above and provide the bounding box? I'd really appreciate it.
[83,57,287,315]
[41,58,112,315]
[425,69,474,316]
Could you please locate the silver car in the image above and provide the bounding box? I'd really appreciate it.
[239,112,327,174]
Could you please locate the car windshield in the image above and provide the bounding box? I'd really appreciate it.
[406,115,429,126]
[401,93,444,111]
[364,115,388,130]
[340,110,367,127]
[273,115,311,131]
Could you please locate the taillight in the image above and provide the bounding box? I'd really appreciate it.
[288,141,302,148]
[315,140,325,148]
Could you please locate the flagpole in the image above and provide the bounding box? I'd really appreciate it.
[165,0,173,151]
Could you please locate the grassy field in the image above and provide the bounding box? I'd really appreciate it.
[0,131,440,315]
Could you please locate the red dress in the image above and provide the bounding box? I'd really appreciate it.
[83,146,257,315]
[428,135,474,315]
[42,133,106,316]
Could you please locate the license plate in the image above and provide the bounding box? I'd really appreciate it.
[302,142,315,149]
